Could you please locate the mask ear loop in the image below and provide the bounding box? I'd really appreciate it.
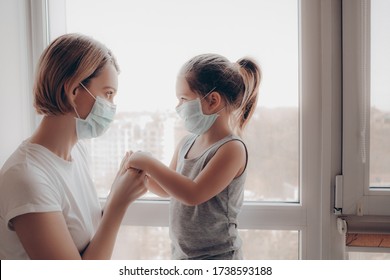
[74,107,81,119]
[200,87,217,101]
[201,87,225,114]
[73,83,95,119]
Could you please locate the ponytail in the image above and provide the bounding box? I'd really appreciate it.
[234,57,261,134]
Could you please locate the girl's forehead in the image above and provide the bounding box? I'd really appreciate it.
[176,76,192,94]
[176,75,187,87]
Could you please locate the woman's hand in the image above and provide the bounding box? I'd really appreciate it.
[126,151,170,198]
[106,152,147,211]
[83,152,147,259]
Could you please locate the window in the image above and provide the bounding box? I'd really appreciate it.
[369,0,390,190]
[341,0,390,258]
[32,0,333,259]
[342,0,390,216]
[56,0,302,259]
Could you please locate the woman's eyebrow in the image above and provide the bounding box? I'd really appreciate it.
[103,86,117,92]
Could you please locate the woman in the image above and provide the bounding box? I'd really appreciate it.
[0,33,147,259]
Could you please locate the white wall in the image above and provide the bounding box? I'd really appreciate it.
[0,0,35,166]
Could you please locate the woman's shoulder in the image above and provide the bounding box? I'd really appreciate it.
[1,140,32,175]
[1,139,74,186]
[0,141,52,202]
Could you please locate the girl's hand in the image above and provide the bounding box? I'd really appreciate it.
[127,150,154,170]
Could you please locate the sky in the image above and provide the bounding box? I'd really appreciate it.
[65,0,299,113]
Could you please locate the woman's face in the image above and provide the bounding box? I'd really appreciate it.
[74,63,118,119]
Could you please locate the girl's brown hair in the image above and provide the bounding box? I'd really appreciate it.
[33,33,119,116]
[180,53,261,135]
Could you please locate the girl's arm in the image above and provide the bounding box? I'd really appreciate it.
[13,154,147,260]
[130,136,185,198]
[128,140,246,206]
[145,176,170,197]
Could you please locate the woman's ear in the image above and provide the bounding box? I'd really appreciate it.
[65,82,81,107]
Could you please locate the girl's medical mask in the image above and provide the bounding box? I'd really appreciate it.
[74,83,116,140]
[176,89,223,135]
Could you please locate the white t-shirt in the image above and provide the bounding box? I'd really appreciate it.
[0,139,101,259]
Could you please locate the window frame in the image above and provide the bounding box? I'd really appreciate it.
[28,0,345,259]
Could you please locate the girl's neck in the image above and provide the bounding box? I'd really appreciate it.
[201,114,232,139]
[30,114,77,161]
[198,115,232,143]
[186,119,231,159]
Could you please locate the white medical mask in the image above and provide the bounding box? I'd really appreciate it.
[176,89,223,135]
[74,83,116,139]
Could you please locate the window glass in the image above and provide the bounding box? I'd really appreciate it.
[370,0,390,189]
[65,0,299,202]
[112,226,299,259]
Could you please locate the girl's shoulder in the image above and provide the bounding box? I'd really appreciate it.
[214,134,246,150]
[214,135,247,155]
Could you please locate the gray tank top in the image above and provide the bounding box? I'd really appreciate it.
[169,134,248,259]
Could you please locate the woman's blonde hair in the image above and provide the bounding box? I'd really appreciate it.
[33,33,119,116]
[180,53,261,135]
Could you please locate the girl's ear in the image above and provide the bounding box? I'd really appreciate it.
[206,91,223,111]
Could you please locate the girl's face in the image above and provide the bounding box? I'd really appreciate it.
[75,63,118,119]
[175,75,198,108]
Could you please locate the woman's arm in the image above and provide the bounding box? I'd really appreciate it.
[12,212,83,259]
[13,154,147,260]
[128,140,246,206]
[82,167,146,259]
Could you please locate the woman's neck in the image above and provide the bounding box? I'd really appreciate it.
[30,114,77,161]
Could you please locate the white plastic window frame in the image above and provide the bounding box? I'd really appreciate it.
[29,0,338,259]
[342,0,390,216]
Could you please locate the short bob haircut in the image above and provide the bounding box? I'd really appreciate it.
[33,33,119,116]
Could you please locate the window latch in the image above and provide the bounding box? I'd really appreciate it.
[333,175,343,215]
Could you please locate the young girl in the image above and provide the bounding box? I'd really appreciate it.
[128,53,261,260]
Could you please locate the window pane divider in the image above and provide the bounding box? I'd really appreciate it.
[100,198,307,229]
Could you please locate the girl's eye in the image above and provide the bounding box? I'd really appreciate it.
[177,97,187,106]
